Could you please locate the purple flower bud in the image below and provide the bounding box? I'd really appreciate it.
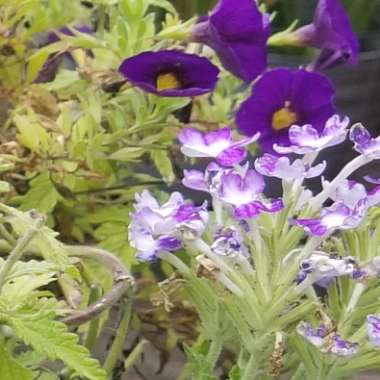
[174,203,209,239]
[178,127,259,167]
[349,123,380,159]
[211,226,248,258]
[119,50,219,97]
[274,115,349,155]
[255,154,326,179]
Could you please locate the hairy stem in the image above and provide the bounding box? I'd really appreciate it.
[62,245,134,326]
[0,213,45,293]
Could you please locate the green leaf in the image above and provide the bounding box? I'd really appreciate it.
[0,181,10,193]
[150,150,175,183]
[15,172,62,213]
[108,146,145,161]
[27,49,50,83]
[6,309,107,380]
[149,0,176,14]
[0,345,34,380]
[184,343,217,380]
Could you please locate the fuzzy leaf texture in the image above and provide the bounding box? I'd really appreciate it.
[0,345,35,380]
[3,307,107,380]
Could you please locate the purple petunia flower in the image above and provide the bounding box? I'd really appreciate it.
[218,168,283,219]
[119,50,219,97]
[367,315,380,347]
[349,123,380,159]
[191,0,270,82]
[274,114,349,155]
[297,322,358,357]
[297,252,356,289]
[236,68,336,152]
[292,0,359,70]
[294,199,368,237]
[178,127,259,167]
[255,154,326,180]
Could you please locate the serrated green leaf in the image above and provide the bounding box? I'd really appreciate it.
[15,172,62,213]
[27,49,51,83]
[184,343,217,380]
[0,345,35,380]
[149,0,176,14]
[6,310,107,380]
[108,146,145,161]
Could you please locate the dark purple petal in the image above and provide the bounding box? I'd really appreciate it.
[191,0,270,82]
[236,68,336,152]
[234,198,283,219]
[119,50,219,97]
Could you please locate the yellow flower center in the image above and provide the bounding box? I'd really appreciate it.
[156,72,181,92]
[272,104,298,131]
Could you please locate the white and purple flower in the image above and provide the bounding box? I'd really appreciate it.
[178,127,259,167]
[129,190,208,261]
[274,115,349,155]
[218,168,283,219]
[294,199,368,237]
[349,123,380,159]
[297,321,358,357]
[255,154,326,180]
[297,252,357,289]
[367,315,380,347]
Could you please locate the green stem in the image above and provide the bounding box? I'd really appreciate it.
[124,339,148,373]
[0,224,16,246]
[103,300,132,375]
[241,354,257,380]
[0,214,44,293]
[206,339,222,369]
[83,284,102,351]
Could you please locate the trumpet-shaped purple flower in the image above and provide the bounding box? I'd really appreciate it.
[274,115,349,155]
[218,168,283,219]
[292,0,359,69]
[255,154,326,180]
[294,199,368,236]
[191,0,270,82]
[119,50,219,97]
[367,315,380,347]
[297,253,356,289]
[297,322,358,357]
[349,123,380,159]
[178,127,259,166]
[236,68,336,152]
